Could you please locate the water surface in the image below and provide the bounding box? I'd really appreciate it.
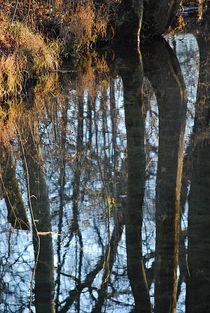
[0,16,210,313]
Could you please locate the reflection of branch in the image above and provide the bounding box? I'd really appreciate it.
[93,217,105,253]
[60,216,124,313]
[0,147,29,230]
[20,129,55,313]
[65,95,84,312]
[55,105,67,311]
[91,214,123,313]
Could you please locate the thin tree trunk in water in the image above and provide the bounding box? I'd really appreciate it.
[60,219,123,313]
[143,38,186,313]
[23,130,55,313]
[0,147,30,230]
[71,96,84,312]
[55,105,68,311]
[117,45,151,313]
[91,213,124,313]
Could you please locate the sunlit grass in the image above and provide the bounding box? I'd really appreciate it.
[0,15,60,97]
[61,0,109,52]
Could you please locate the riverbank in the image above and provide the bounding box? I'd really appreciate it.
[0,0,205,99]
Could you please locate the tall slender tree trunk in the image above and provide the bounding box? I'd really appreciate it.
[116,45,152,313]
[143,38,187,313]
[1,147,30,230]
[23,130,55,313]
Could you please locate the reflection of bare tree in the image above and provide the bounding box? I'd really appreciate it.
[60,212,123,313]
[21,129,55,313]
[70,96,84,312]
[117,46,151,313]
[0,147,29,230]
[186,30,210,313]
[143,38,187,313]
[55,104,68,311]
[91,212,124,313]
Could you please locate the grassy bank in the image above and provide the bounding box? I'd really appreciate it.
[0,0,118,97]
[0,0,205,98]
[0,14,60,97]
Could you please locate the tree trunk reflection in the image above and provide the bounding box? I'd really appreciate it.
[23,129,55,313]
[186,29,210,313]
[117,46,151,313]
[0,147,29,230]
[143,38,187,313]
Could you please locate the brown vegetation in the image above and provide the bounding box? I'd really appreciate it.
[0,14,60,97]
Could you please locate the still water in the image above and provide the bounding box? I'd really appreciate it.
[0,15,210,313]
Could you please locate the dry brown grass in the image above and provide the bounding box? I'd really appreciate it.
[0,72,61,145]
[76,52,110,98]
[0,15,60,97]
[60,0,109,51]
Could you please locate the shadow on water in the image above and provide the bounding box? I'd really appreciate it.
[1,14,210,313]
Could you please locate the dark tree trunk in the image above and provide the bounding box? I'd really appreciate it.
[186,28,210,313]
[116,0,181,42]
[186,142,210,313]
[23,130,55,313]
[1,147,30,230]
[116,45,152,313]
[143,38,187,313]
[116,0,143,44]
[142,0,182,37]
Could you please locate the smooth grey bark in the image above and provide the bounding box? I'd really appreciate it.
[143,38,187,313]
[117,45,151,313]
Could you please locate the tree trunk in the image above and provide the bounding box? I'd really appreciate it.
[143,38,187,313]
[23,130,55,313]
[186,28,210,313]
[116,0,143,44]
[142,0,182,36]
[1,147,30,230]
[116,45,152,313]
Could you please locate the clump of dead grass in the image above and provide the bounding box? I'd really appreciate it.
[0,15,60,97]
[61,0,109,51]
[76,52,110,98]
